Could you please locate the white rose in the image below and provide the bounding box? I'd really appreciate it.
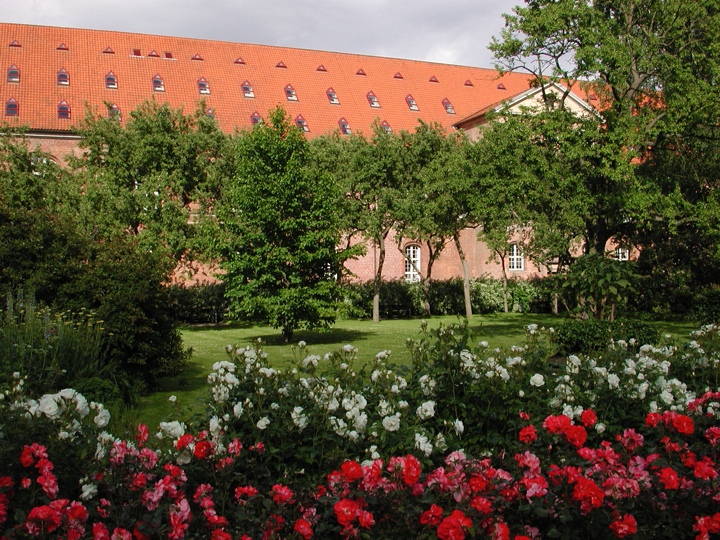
[529,374,545,387]
[38,395,61,419]
[382,414,401,432]
[256,417,270,430]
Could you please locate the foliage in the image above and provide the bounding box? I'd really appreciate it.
[0,294,126,405]
[168,283,228,325]
[339,278,546,319]
[489,0,720,296]
[560,254,638,321]
[0,130,190,398]
[1,325,720,538]
[213,108,351,341]
[555,318,660,356]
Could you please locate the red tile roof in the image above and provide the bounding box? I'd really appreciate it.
[1,22,535,137]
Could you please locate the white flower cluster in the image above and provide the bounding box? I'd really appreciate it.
[207,361,240,403]
[550,342,696,416]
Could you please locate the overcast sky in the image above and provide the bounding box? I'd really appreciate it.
[3,0,519,68]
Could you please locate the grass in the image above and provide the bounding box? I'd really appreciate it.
[122,314,697,431]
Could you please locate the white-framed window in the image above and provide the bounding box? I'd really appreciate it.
[326,88,339,104]
[285,84,298,101]
[105,71,117,89]
[406,95,419,111]
[242,81,254,98]
[338,118,351,135]
[508,244,524,271]
[197,77,210,95]
[404,244,421,283]
[615,247,629,261]
[7,65,19,83]
[367,91,380,108]
[152,74,164,92]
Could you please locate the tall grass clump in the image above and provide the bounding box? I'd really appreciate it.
[0,293,129,406]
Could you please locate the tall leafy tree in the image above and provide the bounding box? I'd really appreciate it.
[489,0,720,262]
[213,108,349,341]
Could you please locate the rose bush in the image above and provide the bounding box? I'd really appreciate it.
[1,323,719,538]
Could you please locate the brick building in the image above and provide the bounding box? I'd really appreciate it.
[1,22,595,283]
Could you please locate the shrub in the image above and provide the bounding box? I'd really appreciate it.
[555,318,660,355]
[0,294,132,405]
[168,282,228,325]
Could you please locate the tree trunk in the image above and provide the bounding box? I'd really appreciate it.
[372,232,388,323]
[498,251,509,313]
[454,233,473,319]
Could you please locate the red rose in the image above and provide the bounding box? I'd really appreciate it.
[543,414,572,435]
[580,409,597,427]
[519,425,537,444]
[609,514,637,538]
[420,504,443,526]
[358,509,375,529]
[657,467,680,490]
[175,434,194,451]
[294,518,313,539]
[564,425,587,448]
[437,510,471,540]
[334,498,359,526]
[341,460,363,482]
[470,496,492,514]
[271,484,294,504]
[402,455,422,485]
[672,415,694,435]
[193,440,213,459]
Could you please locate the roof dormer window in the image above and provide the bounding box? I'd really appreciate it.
[367,92,380,108]
[165,51,173,59]
[285,84,298,101]
[317,65,327,72]
[7,65,19,83]
[109,103,121,121]
[250,112,262,125]
[191,54,203,61]
[338,118,351,135]
[429,75,439,83]
[326,88,339,105]
[198,77,210,95]
[295,115,309,132]
[103,47,114,54]
[57,68,70,86]
[393,72,403,79]
[105,71,117,89]
[5,98,18,117]
[132,49,141,57]
[56,43,69,51]
[234,57,245,64]
[380,120,392,133]
[276,61,287,68]
[406,95,419,111]
[9,40,21,48]
[152,74,164,92]
[148,50,160,57]
[206,108,215,119]
[242,81,254,98]
[57,100,71,119]
[442,98,455,114]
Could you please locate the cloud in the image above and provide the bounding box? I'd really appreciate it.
[5,0,516,67]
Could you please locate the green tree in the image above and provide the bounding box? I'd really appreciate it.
[213,108,350,341]
[489,0,720,265]
[335,125,405,323]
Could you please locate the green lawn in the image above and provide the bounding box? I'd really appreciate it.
[122,314,697,431]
